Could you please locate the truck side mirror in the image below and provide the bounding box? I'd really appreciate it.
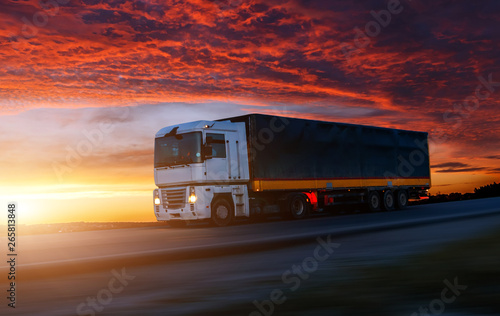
[203,145,213,159]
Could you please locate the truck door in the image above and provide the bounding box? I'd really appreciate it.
[205,132,242,183]
[225,131,242,181]
[205,133,229,182]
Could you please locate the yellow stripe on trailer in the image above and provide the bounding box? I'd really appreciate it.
[252,178,431,191]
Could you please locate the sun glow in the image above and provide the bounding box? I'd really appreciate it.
[0,184,155,225]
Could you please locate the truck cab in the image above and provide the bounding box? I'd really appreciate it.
[153,120,250,226]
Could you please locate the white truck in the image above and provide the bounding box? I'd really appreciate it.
[153,114,431,227]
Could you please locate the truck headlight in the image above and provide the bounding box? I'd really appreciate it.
[154,197,161,205]
[189,194,197,204]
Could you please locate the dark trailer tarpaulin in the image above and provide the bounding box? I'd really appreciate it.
[223,114,431,192]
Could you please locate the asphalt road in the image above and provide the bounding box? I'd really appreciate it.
[2,197,500,316]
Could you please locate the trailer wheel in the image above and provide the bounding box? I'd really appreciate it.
[396,190,408,210]
[382,190,395,211]
[167,220,187,228]
[287,194,310,219]
[211,198,234,227]
[367,191,381,212]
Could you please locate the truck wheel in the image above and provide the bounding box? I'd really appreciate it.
[382,190,395,211]
[396,190,408,210]
[211,198,233,227]
[367,191,381,212]
[167,220,186,228]
[288,194,309,219]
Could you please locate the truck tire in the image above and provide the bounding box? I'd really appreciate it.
[382,190,395,211]
[211,198,234,227]
[287,194,310,219]
[167,220,186,228]
[367,191,381,212]
[396,190,408,210]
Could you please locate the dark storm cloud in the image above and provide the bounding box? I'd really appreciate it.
[431,162,497,174]
[432,162,471,169]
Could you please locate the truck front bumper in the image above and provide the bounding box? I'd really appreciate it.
[154,186,213,221]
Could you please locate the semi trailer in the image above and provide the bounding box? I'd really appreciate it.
[153,114,431,226]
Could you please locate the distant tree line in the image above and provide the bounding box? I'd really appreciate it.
[422,182,500,203]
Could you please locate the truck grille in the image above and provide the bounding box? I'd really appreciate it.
[161,188,186,209]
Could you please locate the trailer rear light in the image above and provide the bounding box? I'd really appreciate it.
[303,191,318,210]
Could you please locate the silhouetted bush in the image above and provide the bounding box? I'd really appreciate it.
[474,182,500,198]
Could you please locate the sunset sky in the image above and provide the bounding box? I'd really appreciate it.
[1,0,499,224]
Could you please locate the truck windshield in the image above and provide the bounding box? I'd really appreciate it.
[154,132,202,167]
